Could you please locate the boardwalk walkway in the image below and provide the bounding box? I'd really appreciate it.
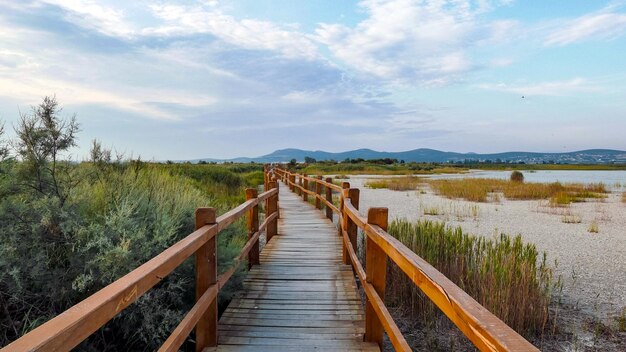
[213,183,379,351]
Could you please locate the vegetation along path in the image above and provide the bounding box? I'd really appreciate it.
[212,183,378,351]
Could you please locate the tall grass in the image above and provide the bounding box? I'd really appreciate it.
[427,178,607,204]
[365,176,423,191]
[622,192,626,203]
[386,219,559,337]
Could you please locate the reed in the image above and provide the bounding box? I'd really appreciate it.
[365,176,422,191]
[426,178,607,204]
[386,219,558,337]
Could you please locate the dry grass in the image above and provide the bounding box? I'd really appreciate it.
[365,176,423,191]
[387,219,559,337]
[622,192,626,203]
[426,178,608,204]
[561,214,582,224]
[588,221,599,233]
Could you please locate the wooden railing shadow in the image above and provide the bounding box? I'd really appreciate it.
[273,167,539,352]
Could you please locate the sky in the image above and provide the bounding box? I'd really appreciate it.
[0,0,625,160]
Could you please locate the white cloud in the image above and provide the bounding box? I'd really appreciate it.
[38,0,134,38]
[146,4,319,60]
[314,0,513,83]
[545,10,626,46]
[477,77,603,96]
[0,75,216,121]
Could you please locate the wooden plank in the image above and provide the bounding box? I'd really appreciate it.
[216,185,378,351]
[206,344,378,352]
[219,336,372,347]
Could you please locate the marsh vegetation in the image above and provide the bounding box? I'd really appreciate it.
[0,98,262,349]
[385,219,560,346]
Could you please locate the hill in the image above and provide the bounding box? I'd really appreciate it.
[191,148,626,164]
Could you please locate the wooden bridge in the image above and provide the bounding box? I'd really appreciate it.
[2,167,539,352]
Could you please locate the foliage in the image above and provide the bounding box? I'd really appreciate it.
[510,170,524,183]
[13,96,79,206]
[0,122,8,161]
[386,219,560,337]
[0,98,256,350]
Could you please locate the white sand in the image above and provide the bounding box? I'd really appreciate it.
[344,175,626,319]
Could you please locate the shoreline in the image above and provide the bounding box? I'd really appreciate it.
[344,175,626,321]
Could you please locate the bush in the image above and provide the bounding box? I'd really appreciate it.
[0,98,250,350]
[510,170,524,183]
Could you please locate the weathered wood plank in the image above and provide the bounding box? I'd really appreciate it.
[217,185,377,351]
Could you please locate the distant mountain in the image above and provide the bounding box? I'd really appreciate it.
[191,148,626,164]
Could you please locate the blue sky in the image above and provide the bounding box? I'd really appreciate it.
[0,0,625,160]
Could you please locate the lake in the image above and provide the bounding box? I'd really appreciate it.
[426,170,626,189]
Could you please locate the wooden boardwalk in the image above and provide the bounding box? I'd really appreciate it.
[213,184,379,351]
[4,169,539,352]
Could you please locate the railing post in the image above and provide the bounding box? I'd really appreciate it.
[246,189,259,269]
[342,188,359,265]
[325,177,333,221]
[303,174,309,202]
[338,182,349,238]
[298,174,304,197]
[364,208,388,348]
[315,175,322,209]
[267,181,278,242]
[195,208,217,350]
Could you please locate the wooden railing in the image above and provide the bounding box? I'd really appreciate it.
[2,181,280,352]
[273,167,539,352]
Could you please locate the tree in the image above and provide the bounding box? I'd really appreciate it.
[304,156,316,164]
[289,158,297,167]
[14,96,79,205]
[0,121,8,160]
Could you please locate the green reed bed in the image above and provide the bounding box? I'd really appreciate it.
[386,219,559,337]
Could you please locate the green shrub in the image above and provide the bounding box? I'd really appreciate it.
[0,98,250,350]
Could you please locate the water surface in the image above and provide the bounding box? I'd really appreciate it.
[427,170,626,189]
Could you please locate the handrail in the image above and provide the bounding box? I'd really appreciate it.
[3,180,280,352]
[273,166,539,352]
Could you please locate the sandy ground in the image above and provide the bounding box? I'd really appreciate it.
[343,175,626,322]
